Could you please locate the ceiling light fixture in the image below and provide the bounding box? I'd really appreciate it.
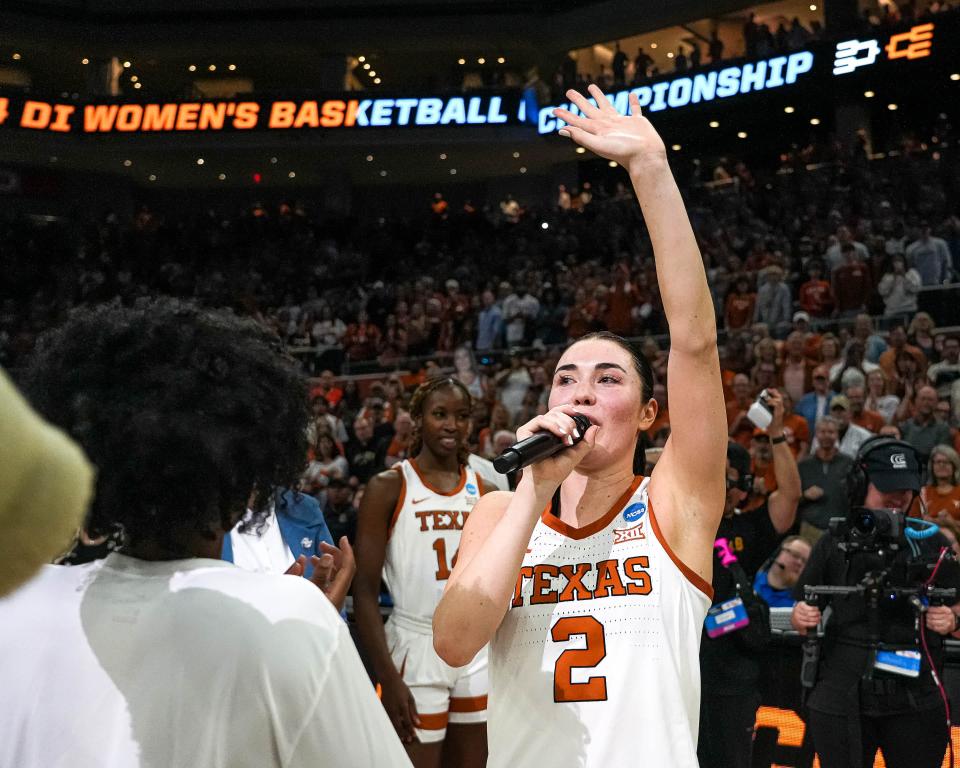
[709,120,719,128]
[784,105,795,113]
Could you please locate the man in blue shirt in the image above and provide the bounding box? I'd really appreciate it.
[753,535,812,607]
[475,289,503,350]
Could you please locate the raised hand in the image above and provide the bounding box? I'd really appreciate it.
[553,84,666,174]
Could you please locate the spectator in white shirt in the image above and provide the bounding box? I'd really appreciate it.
[906,222,952,285]
[877,254,922,320]
[809,395,874,458]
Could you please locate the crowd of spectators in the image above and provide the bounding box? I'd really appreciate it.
[3,125,960,557]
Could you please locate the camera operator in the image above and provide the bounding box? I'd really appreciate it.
[791,437,960,768]
[699,388,801,768]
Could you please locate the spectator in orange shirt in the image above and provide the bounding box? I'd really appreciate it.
[921,446,960,520]
[725,275,756,331]
[798,260,835,318]
[727,373,757,447]
[832,243,873,317]
[846,385,884,434]
[781,391,811,460]
[605,261,635,336]
[384,410,414,467]
[310,369,344,407]
[745,429,778,511]
[817,333,843,374]
[878,324,927,380]
[342,310,382,362]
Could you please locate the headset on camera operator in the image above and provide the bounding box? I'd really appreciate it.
[791,436,960,768]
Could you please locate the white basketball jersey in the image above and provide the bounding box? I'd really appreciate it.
[488,476,712,768]
[384,459,482,621]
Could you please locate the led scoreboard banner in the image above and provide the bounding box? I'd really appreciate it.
[540,18,957,134]
[0,92,525,134]
[0,16,955,139]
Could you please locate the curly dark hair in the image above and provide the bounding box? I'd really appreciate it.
[21,299,308,551]
[409,377,473,468]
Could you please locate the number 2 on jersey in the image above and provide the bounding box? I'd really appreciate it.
[552,616,608,703]
[432,538,458,581]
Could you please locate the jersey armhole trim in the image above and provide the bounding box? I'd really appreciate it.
[647,497,715,601]
[386,466,407,541]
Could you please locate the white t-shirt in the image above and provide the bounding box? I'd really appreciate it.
[0,555,411,768]
[228,510,295,574]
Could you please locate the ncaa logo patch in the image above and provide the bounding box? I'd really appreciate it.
[466,483,478,494]
[623,502,647,523]
[890,453,907,469]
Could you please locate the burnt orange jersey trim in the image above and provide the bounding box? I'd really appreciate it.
[647,496,714,601]
[409,457,468,496]
[417,711,450,730]
[448,694,488,713]
[539,475,644,541]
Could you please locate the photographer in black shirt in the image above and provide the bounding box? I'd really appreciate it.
[699,389,801,768]
[791,437,960,768]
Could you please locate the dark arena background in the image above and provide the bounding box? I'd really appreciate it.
[2,1,960,766]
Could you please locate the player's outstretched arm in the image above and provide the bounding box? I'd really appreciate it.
[554,86,726,580]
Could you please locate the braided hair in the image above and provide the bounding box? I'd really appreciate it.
[408,377,473,468]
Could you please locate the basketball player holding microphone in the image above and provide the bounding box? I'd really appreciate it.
[433,85,727,767]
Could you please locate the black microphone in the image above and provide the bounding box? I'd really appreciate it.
[493,414,592,474]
